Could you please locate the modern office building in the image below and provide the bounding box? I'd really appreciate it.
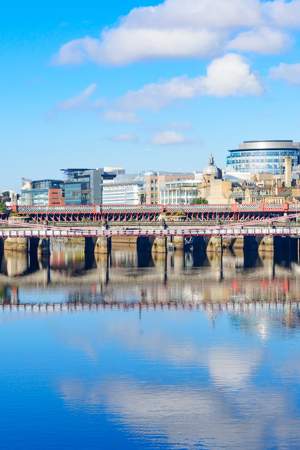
[62,168,108,205]
[226,140,300,176]
[20,179,64,206]
[103,174,144,205]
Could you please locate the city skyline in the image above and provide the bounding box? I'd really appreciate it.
[2,0,300,190]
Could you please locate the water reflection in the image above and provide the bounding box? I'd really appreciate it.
[53,311,300,450]
[1,245,300,449]
[1,243,300,306]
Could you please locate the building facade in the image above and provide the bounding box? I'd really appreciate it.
[20,179,64,206]
[62,169,104,205]
[144,172,194,204]
[160,179,199,205]
[103,175,144,205]
[226,140,300,176]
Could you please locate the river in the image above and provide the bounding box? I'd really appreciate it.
[0,244,300,449]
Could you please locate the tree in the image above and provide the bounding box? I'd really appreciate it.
[193,198,208,205]
[0,201,6,213]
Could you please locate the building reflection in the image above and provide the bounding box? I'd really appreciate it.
[1,246,300,313]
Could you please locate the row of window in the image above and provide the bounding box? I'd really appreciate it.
[229,150,299,157]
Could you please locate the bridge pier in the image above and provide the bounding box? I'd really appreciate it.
[152,237,168,255]
[94,237,111,255]
[111,235,138,248]
[4,237,28,253]
[206,236,233,253]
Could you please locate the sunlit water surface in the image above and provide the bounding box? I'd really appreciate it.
[1,245,300,450]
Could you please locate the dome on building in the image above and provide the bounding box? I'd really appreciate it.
[203,155,222,179]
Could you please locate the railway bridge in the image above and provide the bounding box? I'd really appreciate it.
[12,203,300,224]
[0,220,300,258]
[1,203,300,257]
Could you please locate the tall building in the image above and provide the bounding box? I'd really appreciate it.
[62,168,105,205]
[226,140,300,176]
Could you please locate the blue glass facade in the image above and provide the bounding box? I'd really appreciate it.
[226,141,300,175]
[62,169,103,205]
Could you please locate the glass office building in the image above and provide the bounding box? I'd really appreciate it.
[62,168,115,205]
[62,169,103,205]
[226,140,300,175]
[20,180,64,206]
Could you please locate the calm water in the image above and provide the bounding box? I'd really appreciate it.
[1,244,300,449]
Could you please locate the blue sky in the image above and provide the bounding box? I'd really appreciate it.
[1,0,300,189]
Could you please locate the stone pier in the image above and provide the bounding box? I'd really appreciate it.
[152,237,168,254]
[111,236,138,248]
[206,236,233,253]
[4,237,28,253]
[94,237,111,255]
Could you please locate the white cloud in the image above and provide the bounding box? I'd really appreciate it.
[57,83,98,111]
[53,0,299,66]
[265,0,300,28]
[200,53,263,96]
[54,29,224,66]
[123,0,262,30]
[152,130,188,145]
[269,62,300,84]
[228,27,290,54]
[114,54,262,113]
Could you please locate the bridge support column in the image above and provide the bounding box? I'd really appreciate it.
[4,237,28,253]
[207,237,232,253]
[152,237,168,254]
[111,236,138,248]
[94,237,111,255]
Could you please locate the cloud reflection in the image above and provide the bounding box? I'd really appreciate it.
[58,377,300,450]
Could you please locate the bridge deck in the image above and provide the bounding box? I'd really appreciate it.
[1,225,300,238]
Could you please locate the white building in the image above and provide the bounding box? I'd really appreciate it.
[103,174,144,205]
[160,173,203,205]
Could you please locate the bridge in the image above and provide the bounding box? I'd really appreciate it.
[1,224,300,238]
[13,203,300,223]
